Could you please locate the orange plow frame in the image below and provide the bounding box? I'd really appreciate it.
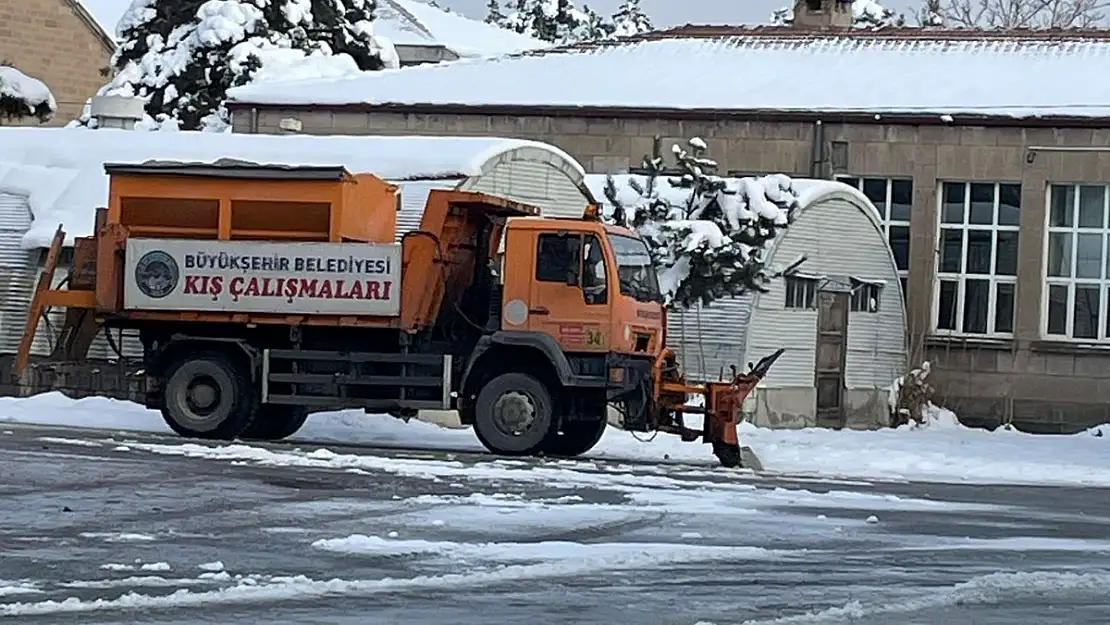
[651,347,785,467]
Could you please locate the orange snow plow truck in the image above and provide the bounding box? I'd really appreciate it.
[15,160,782,467]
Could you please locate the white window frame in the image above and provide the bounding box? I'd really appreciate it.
[784,276,818,309]
[834,176,911,301]
[1042,183,1110,342]
[932,181,1020,338]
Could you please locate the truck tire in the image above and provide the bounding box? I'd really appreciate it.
[542,418,607,458]
[473,372,555,456]
[160,352,256,440]
[240,406,308,441]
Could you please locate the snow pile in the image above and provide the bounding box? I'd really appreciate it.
[5,391,1110,487]
[0,66,57,123]
[0,126,583,249]
[377,0,549,57]
[600,138,797,308]
[770,0,904,28]
[80,0,398,131]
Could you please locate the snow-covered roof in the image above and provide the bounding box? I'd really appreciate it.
[227,29,1110,119]
[0,127,585,249]
[377,0,549,57]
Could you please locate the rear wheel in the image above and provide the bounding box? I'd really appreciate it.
[240,405,308,441]
[542,417,607,458]
[160,352,256,440]
[473,373,555,456]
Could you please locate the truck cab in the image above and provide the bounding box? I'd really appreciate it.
[454,216,671,457]
[500,218,664,358]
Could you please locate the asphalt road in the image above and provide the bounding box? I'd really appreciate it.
[2,422,1110,624]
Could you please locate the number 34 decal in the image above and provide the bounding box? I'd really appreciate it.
[585,328,605,346]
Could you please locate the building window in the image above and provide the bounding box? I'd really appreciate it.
[785,276,818,309]
[850,279,882,313]
[934,181,1020,336]
[837,177,912,302]
[1044,184,1110,340]
[535,233,580,283]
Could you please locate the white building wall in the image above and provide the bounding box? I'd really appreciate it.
[744,195,907,428]
[666,295,754,384]
[463,159,587,218]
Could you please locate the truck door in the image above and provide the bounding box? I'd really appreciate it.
[526,231,611,351]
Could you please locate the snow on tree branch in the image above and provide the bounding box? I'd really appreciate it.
[493,0,651,43]
[73,0,398,132]
[497,0,613,43]
[771,0,906,28]
[927,0,1109,28]
[611,0,653,36]
[601,138,799,310]
[0,65,57,123]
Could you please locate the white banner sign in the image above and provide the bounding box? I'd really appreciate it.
[124,238,402,316]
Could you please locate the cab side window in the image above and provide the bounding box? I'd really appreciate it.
[536,233,579,282]
[581,235,608,305]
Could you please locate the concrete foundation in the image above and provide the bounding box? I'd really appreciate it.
[746,387,892,429]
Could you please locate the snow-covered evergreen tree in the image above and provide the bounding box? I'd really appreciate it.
[602,138,799,309]
[917,0,946,26]
[500,0,613,44]
[610,0,652,36]
[484,0,506,23]
[771,0,905,28]
[78,0,397,132]
[0,65,57,123]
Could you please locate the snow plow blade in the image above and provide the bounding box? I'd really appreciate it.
[654,348,784,469]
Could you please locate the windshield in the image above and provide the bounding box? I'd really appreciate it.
[608,233,662,303]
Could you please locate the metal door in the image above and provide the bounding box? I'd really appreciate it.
[815,289,849,428]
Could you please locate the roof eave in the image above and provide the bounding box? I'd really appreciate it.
[64,0,115,54]
[223,101,1110,128]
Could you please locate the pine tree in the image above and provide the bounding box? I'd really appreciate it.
[83,0,391,131]
[917,0,945,26]
[502,0,613,44]
[485,0,506,24]
[610,0,652,36]
[770,0,904,28]
[602,138,798,310]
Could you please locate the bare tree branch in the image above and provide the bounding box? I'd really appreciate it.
[928,0,1110,28]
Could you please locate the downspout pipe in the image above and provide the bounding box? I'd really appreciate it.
[809,120,825,178]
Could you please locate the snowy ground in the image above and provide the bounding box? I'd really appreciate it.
[0,392,1107,488]
[2,423,1110,624]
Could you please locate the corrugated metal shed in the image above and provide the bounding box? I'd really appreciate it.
[584,174,906,390]
[0,192,141,361]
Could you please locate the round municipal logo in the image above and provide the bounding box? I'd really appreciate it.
[134,250,179,299]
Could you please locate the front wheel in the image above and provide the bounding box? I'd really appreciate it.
[473,373,555,456]
[542,418,607,458]
[160,352,256,440]
[240,405,308,441]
